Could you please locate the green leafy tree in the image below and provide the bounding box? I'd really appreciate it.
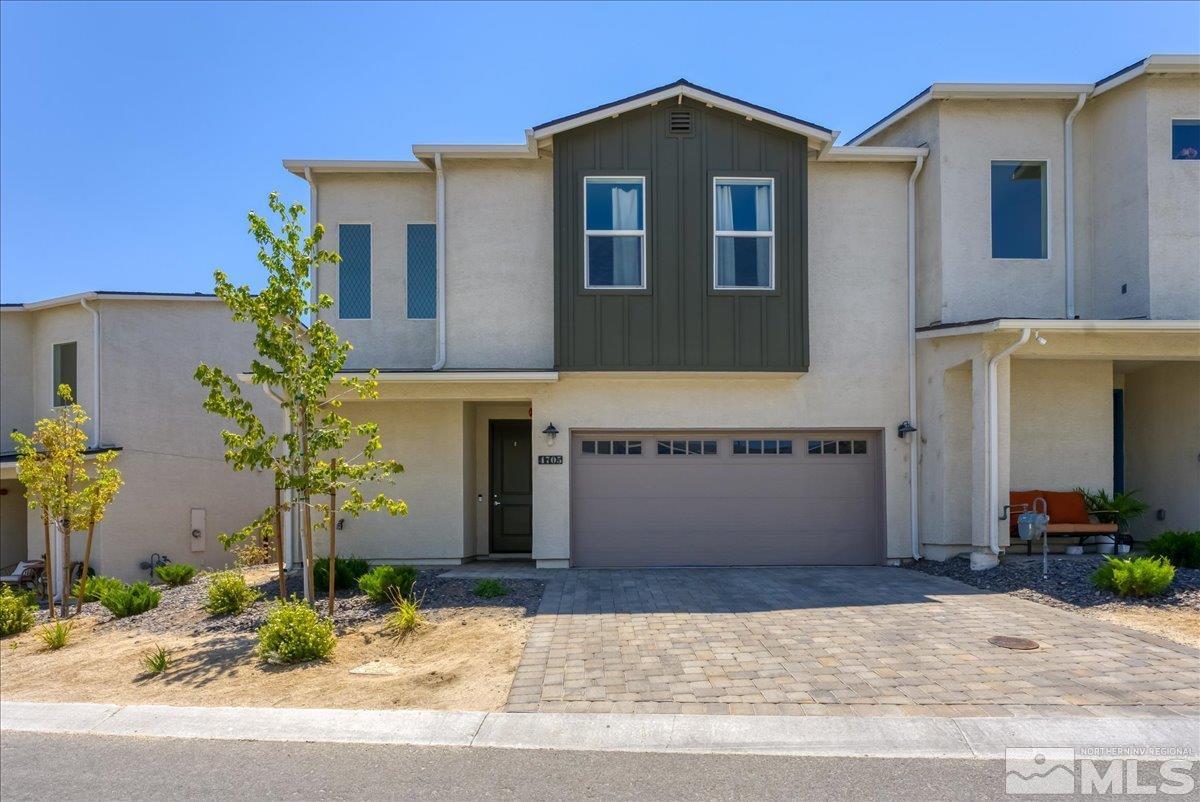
[195,193,407,609]
[11,387,123,618]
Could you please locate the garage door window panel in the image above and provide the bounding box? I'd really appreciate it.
[656,439,717,456]
[581,439,643,456]
[807,439,868,455]
[733,438,793,455]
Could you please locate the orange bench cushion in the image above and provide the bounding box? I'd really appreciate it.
[1040,491,1092,525]
[1045,523,1118,534]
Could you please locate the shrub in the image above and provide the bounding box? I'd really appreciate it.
[72,575,124,604]
[234,541,271,568]
[257,598,336,664]
[1075,487,1149,525]
[312,556,371,592]
[37,621,72,650]
[387,595,425,638]
[141,645,172,676]
[358,565,418,604]
[473,579,508,598]
[0,585,37,636]
[1146,531,1200,570]
[154,563,197,587]
[100,582,161,618]
[1091,556,1175,598]
[204,571,262,616]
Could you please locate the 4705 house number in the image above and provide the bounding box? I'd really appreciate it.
[538,455,564,465]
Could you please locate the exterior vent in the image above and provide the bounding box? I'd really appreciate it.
[667,109,694,137]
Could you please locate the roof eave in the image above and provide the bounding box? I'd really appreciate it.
[282,159,431,178]
[916,318,1200,339]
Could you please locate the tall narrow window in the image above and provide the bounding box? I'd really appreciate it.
[584,177,646,289]
[714,177,774,289]
[407,223,436,319]
[338,223,371,318]
[1172,120,1199,160]
[52,342,77,407]
[991,161,1047,259]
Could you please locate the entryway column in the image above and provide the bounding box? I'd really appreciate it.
[969,352,998,570]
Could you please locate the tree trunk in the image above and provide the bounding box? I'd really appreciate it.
[75,515,97,616]
[327,459,338,617]
[274,486,285,600]
[59,523,70,618]
[42,511,55,621]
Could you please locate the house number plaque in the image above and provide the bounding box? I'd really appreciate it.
[538,455,563,465]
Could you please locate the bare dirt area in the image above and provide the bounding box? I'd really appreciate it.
[907,555,1200,648]
[1,567,543,711]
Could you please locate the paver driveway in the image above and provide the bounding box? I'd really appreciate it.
[505,567,1200,717]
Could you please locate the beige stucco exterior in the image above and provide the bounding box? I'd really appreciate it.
[0,297,276,581]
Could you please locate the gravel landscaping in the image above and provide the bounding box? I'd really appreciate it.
[906,554,1200,646]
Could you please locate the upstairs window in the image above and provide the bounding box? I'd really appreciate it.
[584,177,646,289]
[1172,120,1199,160]
[338,224,372,319]
[714,177,774,289]
[991,161,1047,259]
[407,223,436,319]
[52,341,77,407]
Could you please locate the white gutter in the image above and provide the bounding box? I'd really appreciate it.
[79,298,101,446]
[917,318,1200,339]
[906,153,926,561]
[338,370,559,383]
[432,153,447,371]
[1064,93,1087,320]
[303,167,318,324]
[986,328,1030,556]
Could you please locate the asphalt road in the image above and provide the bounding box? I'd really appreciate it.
[0,731,1096,801]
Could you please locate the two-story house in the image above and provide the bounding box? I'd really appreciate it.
[279,54,1197,572]
[0,292,276,581]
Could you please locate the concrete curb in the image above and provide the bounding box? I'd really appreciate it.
[2,701,1197,759]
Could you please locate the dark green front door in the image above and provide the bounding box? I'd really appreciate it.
[489,420,532,553]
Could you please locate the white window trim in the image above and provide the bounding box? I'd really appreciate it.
[1171,119,1200,161]
[712,176,776,291]
[583,176,647,290]
[337,221,373,320]
[405,221,437,321]
[989,158,1051,262]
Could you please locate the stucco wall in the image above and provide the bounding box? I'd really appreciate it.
[0,479,28,568]
[1009,359,1113,493]
[0,312,35,442]
[1146,74,1200,320]
[1077,80,1150,320]
[15,304,98,443]
[1123,362,1200,540]
[314,172,438,369]
[937,100,1074,323]
[444,159,554,370]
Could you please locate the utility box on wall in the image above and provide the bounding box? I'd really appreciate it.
[190,508,206,553]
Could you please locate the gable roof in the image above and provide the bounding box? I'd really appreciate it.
[1,290,221,312]
[847,53,1200,145]
[530,79,837,148]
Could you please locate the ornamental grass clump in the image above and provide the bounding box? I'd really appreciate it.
[358,565,418,604]
[154,563,197,587]
[100,582,161,619]
[141,645,172,676]
[1091,556,1175,598]
[204,571,262,616]
[37,621,72,650]
[386,594,426,639]
[1146,531,1200,570]
[473,579,508,599]
[257,598,336,665]
[0,585,37,637]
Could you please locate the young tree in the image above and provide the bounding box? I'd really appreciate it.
[11,387,123,617]
[196,193,407,609]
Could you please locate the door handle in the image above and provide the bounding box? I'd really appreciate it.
[493,500,501,507]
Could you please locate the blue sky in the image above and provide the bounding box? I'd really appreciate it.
[1,1,1196,302]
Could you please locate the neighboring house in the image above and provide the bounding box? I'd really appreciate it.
[0,292,276,582]
[278,54,1199,571]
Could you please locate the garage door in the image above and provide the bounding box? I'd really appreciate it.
[571,431,882,567]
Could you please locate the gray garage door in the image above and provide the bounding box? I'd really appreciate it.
[571,431,883,567]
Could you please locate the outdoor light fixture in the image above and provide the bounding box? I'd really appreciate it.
[897,420,917,439]
[1034,330,1048,346]
[541,422,559,445]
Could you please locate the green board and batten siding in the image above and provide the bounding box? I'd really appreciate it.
[553,98,809,372]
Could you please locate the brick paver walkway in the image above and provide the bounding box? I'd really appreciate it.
[506,567,1199,717]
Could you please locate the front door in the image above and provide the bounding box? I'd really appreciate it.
[489,420,533,553]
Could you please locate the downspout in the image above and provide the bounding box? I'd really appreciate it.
[79,298,101,446]
[1063,93,1086,320]
[303,167,319,323]
[262,385,299,584]
[432,152,447,370]
[986,328,1030,556]
[906,153,925,560]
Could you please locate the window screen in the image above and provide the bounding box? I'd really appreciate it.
[53,342,77,407]
[339,224,372,318]
[407,224,436,319]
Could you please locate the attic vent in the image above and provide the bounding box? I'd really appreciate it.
[667,109,694,137]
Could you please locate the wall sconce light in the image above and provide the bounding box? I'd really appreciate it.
[897,420,917,439]
[541,422,559,446]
